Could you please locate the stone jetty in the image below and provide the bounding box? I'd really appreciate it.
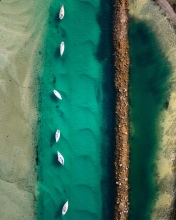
[113,0,130,219]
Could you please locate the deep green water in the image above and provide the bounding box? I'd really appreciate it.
[37,0,115,219]
[129,19,172,220]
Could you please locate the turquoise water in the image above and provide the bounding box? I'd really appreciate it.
[37,0,115,219]
[129,19,172,219]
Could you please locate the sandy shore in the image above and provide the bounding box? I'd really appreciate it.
[113,0,130,219]
[156,0,176,23]
[0,1,51,219]
[130,0,176,219]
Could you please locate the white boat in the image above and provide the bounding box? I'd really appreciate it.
[62,201,68,215]
[59,5,65,19]
[53,90,62,100]
[57,151,64,165]
[55,130,60,143]
[60,42,64,56]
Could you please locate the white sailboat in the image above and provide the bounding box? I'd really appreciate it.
[59,5,65,19]
[60,42,65,56]
[57,151,64,165]
[53,90,62,100]
[62,201,68,215]
[55,130,60,143]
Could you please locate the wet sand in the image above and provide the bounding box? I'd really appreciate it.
[113,0,130,219]
[0,1,51,219]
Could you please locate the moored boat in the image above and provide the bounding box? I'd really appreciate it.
[57,151,64,165]
[53,89,62,100]
[59,5,64,19]
[55,130,60,143]
[62,201,68,215]
[60,42,65,56]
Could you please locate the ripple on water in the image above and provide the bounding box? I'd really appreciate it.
[71,155,100,185]
[73,184,99,207]
[79,0,99,9]
[73,210,99,220]
[74,128,99,158]
[75,155,98,168]
[77,106,96,116]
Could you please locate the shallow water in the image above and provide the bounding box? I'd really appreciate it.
[129,19,172,219]
[37,0,115,219]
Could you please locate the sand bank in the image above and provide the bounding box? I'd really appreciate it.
[0,0,51,219]
[156,0,176,24]
[113,0,130,219]
[129,0,176,219]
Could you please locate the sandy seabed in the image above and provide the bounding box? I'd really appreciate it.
[0,1,51,219]
[130,0,176,219]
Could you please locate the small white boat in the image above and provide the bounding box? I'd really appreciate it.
[60,42,64,56]
[57,151,64,165]
[53,90,62,100]
[55,130,60,143]
[62,201,68,215]
[59,5,65,20]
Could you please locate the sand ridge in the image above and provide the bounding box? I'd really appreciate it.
[0,0,51,219]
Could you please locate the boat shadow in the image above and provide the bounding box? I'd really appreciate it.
[50,133,55,147]
[54,12,60,23]
[52,153,63,167]
[55,46,67,60]
[55,203,63,218]
[50,93,60,102]
[54,47,61,59]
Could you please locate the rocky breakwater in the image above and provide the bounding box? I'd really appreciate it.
[113,0,130,220]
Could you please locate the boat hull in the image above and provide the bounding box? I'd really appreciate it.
[62,201,68,215]
[55,130,60,143]
[57,151,64,165]
[60,42,64,56]
[53,90,62,100]
[59,5,64,19]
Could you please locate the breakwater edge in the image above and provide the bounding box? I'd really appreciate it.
[113,0,130,219]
